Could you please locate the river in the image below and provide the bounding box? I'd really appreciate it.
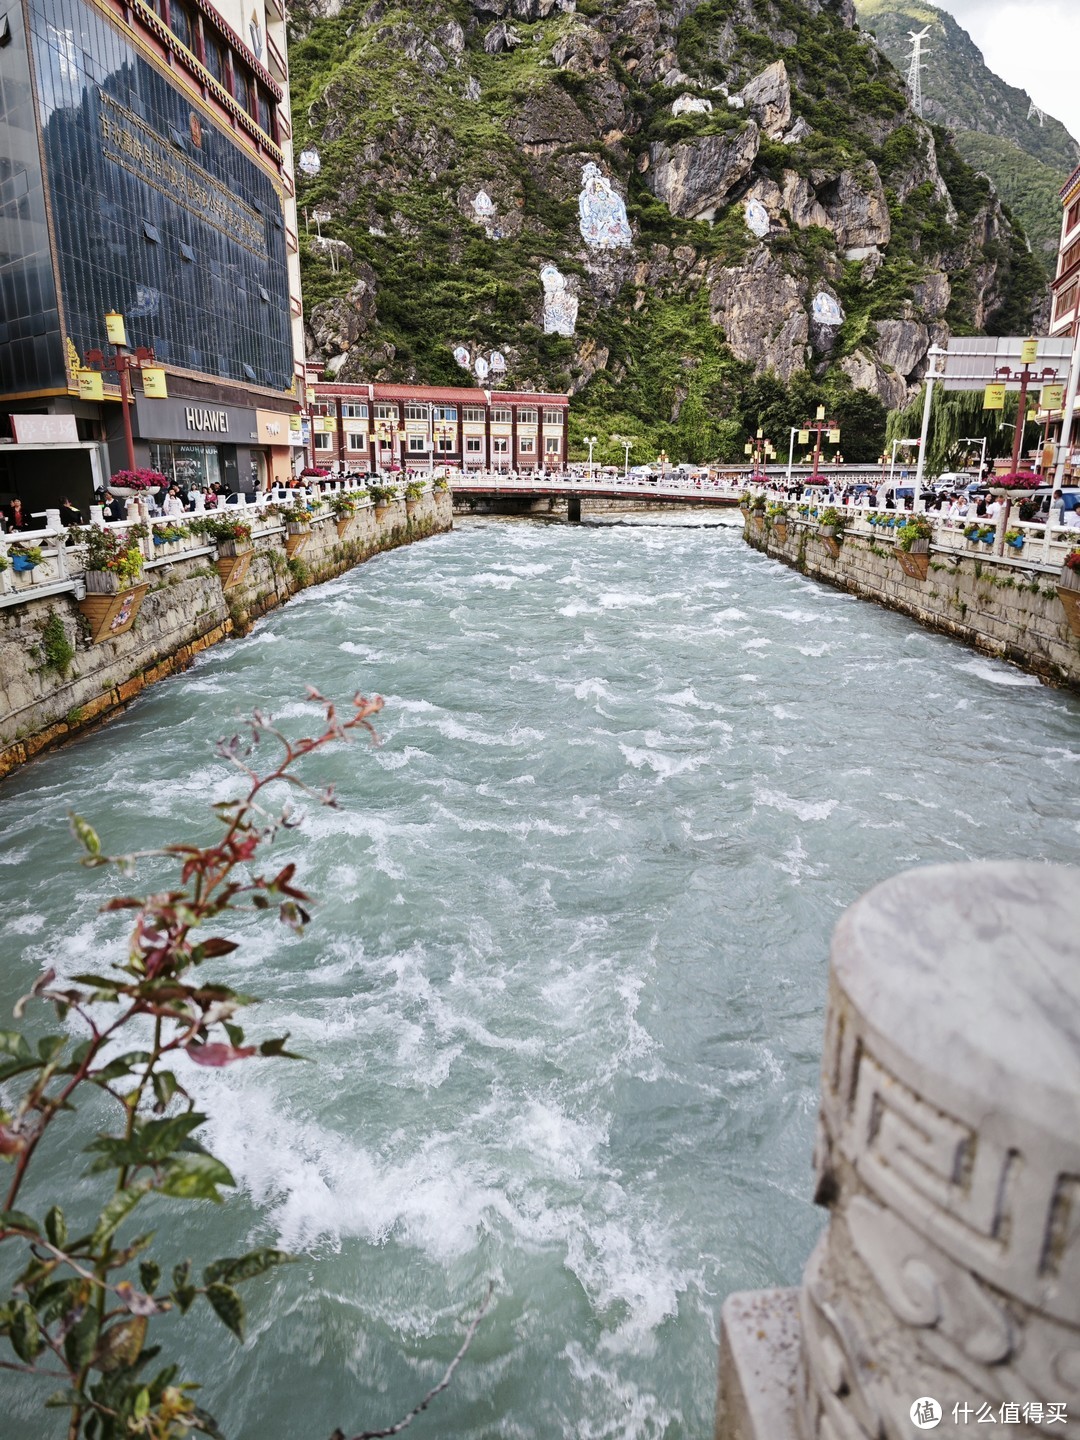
[1,516,1078,1438]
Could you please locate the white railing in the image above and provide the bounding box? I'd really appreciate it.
[450,471,745,502]
[746,491,1079,575]
[0,480,433,608]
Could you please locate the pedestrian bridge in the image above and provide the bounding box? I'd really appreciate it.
[450,472,744,508]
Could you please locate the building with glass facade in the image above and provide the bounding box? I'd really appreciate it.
[0,0,305,511]
[307,379,571,475]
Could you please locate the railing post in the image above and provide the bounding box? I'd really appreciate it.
[717,860,1080,1440]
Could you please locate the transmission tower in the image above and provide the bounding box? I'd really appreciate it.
[1028,98,1045,127]
[906,26,931,117]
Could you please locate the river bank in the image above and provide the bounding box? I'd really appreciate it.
[0,489,452,779]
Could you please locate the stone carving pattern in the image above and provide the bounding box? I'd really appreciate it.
[745,199,770,239]
[578,162,632,250]
[298,149,321,177]
[812,292,844,326]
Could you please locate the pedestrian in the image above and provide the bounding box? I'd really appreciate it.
[58,496,83,526]
[104,491,127,522]
[3,496,32,530]
[163,487,185,517]
[1049,489,1066,527]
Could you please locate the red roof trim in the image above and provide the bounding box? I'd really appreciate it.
[498,393,569,405]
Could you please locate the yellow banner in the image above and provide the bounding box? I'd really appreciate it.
[828,428,841,444]
[798,429,810,445]
[141,366,168,398]
[1040,383,1064,410]
[1020,338,1038,365]
[104,312,127,346]
[77,370,104,401]
[815,406,825,421]
[983,383,1006,411]
[313,416,336,433]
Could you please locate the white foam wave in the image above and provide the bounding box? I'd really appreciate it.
[755,788,838,823]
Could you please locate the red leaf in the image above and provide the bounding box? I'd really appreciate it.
[186,1043,256,1068]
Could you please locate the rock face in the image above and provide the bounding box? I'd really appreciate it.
[647,124,760,220]
[708,248,808,381]
[289,0,1045,445]
[738,61,791,140]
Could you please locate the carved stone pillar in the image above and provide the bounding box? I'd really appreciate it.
[718,862,1080,1440]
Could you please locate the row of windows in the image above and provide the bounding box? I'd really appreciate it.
[316,433,563,455]
[316,402,565,425]
[145,0,276,140]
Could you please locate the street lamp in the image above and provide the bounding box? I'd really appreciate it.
[657,449,668,483]
[82,311,167,474]
[586,435,598,479]
[622,439,632,476]
[958,436,988,480]
[913,344,947,511]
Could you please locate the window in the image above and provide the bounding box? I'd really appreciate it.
[545,435,561,454]
[516,408,537,425]
[492,437,509,454]
[436,435,455,453]
[169,1,193,49]
[404,403,428,421]
[1068,198,1080,234]
[342,402,368,419]
[347,432,368,451]
[408,435,428,453]
[490,407,511,424]
[143,221,161,243]
[519,436,535,454]
[543,409,563,426]
[203,32,224,83]
[233,67,250,113]
[465,437,483,453]
[375,403,397,421]
[179,242,195,261]
[314,432,332,451]
[256,87,272,135]
[433,405,457,422]
[1055,282,1077,325]
[463,407,484,423]
[1061,237,1080,277]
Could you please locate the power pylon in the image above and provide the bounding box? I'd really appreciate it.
[906,26,931,117]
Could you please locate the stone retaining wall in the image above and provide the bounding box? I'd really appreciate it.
[0,493,452,779]
[743,513,1080,690]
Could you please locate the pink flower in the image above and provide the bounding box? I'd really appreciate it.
[186,1042,256,1067]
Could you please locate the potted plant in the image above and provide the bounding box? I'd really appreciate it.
[404,480,425,514]
[433,476,450,494]
[10,543,45,573]
[897,518,932,553]
[106,467,167,498]
[74,527,147,642]
[153,523,188,546]
[989,471,1041,496]
[1061,549,1080,592]
[978,526,996,545]
[818,507,843,540]
[369,483,397,517]
[963,523,981,544]
[1004,528,1025,551]
[328,491,359,537]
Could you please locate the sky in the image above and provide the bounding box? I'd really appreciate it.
[931,0,1080,144]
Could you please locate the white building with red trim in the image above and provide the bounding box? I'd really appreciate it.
[305,377,570,473]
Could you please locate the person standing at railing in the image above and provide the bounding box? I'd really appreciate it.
[103,491,127,522]
[58,497,83,526]
[2,497,32,531]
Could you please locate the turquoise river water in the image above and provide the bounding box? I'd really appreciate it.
[1,515,1078,1439]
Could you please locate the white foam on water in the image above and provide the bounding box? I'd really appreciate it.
[797,644,830,657]
[956,658,1043,688]
[619,745,710,780]
[755,788,838,823]
[742,638,772,650]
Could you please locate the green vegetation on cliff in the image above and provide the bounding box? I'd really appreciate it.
[289,0,1044,463]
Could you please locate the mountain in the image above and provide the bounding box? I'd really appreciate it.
[853,0,1080,268]
[287,0,1045,464]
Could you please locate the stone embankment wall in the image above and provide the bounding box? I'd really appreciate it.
[0,493,451,779]
[743,513,1080,690]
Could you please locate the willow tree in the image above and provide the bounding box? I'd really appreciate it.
[886,385,1023,474]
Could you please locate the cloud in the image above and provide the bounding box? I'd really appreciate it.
[931,0,1080,143]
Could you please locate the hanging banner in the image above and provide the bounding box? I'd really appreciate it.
[77,370,104,401]
[1040,383,1065,411]
[1020,338,1038,365]
[815,406,826,421]
[104,312,128,346]
[141,367,168,398]
[798,429,810,445]
[828,429,841,444]
[983,383,1006,411]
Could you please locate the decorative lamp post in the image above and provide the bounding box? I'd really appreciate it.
[657,449,668,483]
[622,439,632,476]
[83,311,167,473]
[958,435,988,481]
[586,435,598,480]
[912,343,947,511]
[800,407,840,483]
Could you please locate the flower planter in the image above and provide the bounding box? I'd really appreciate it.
[11,555,37,573]
[217,539,252,558]
[374,504,390,521]
[1058,571,1080,636]
[1060,565,1080,593]
[405,500,420,517]
[818,524,837,539]
[84,569,130,594]
[335,516,355,539]
[773,520,788,542]
[896,544,929,580]
[78,582,147,643]
[284,531,310,559]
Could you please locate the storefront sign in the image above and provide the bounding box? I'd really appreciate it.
[133,395,257,440]
[11,414,80,443]
[256,409,295,444]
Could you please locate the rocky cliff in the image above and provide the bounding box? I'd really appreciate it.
[288,0,1045,462]
[854,0,1079,275]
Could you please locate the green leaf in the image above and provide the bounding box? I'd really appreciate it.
[172,1286,197,1315]
[151,1071,180,1112]
[69,812,101,856]
[0,1058,41,1084]
[91,1180,152,1247]
[205,1283,244,1342]
[203,1248,293,1287]
[159,1153,235,1202]
[139,1260,161,1294]
[0,1031,32,1060]
[37,1035,67,1064]
[222,1021,245,1047]
[134,1387,151,1421]
[258,1035,304,1060]
[44,1205,67,1249]
[9,1299,43,1362]
[64,1305,98,1371]
[0,1209,41,1235]
[92,1050,152,1083]
[45,1388,86,1409]
[93,1315,147,1373]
